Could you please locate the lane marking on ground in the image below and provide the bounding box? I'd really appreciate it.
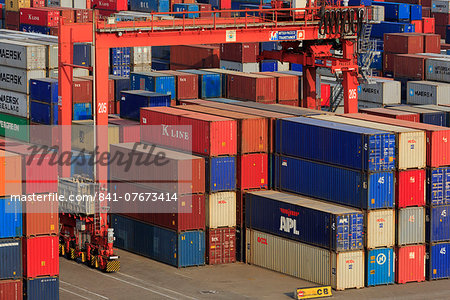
[60,280,109,300]
[60,287,91,300]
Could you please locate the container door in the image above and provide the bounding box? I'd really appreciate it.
[367,248,394,286]
[334,251,364,290]
[368,171,394,209]
[429,168,445,206]
[429,243,450,280]
[429,206,450,242]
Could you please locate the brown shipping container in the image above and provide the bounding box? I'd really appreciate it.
[198,4,212,18]
[49,27,58,37]
[207,227,236,265]
[227,73,276,103]
[110,143,206,195]
[5,11,20,28]
[156,70,198,100]
[384,33,424,54]
[433,12,450,25]
[423,34,441,53]
[175,105,269,154]
[79,76,114,101]
[75,9,92,23]
[108,118,140,143]
[255,72,298,101]
[383,52,396,73]
[359,107,421,122]
[73,78,93,103]
[423,7,431,17]
[58,8,75,23]
[394,54,427,80]
[0,150,22,197]
[220,43,259,63]
[177,99,293,153]
[279,100,300,106]
[170,45,220,70]
[0,280,22,300]
[435,25,446,39]
[23,199,59,236]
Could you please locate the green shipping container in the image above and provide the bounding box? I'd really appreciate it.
[0,113,29,142]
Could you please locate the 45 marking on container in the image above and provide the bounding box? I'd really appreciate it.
[440,247,446,255]
[295,286,332,299]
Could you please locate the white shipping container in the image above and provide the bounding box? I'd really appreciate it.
[73,0,86,8]
[131,64,152,72]
[426,58,450,83]
[23,39,58,69]
[0,66,46,94]
[312,115,426,170]
[407,81,450,105]
[372,5,385,22]
[0,89,28,118]
[0,39,46,70]
[277,62,290,71]
[48,68,90,78]
[397,207,425,246]
[357,78,401,105]
[246,229,365,290]
[366,209,395,249]
[206,192,236,229]
[131,46,152,65]
[431,0,450,13]
[220,60,259,73]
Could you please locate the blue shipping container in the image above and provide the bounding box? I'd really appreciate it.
[112,214,205,267]
[260,42,279,53]
[427,205,450,242]
[274,155,395,210]
[0,238,22,280]
[372,2,410,21]
[73,103,92,121]
[73,43,91,67]
[109,75,130,102]
[428,167,450,206]
[152,46,170,60]
[173,3,199,18]
[30,78,58,104]
[0,197,22,238]
[410,4,422,20]
[110,65,130,77]
[370,22,414,39]
[260,60,278,72]
[276,117,396,172]
[151,58,170,71]
[206,156,236,192]
[19,24,50,34]
[427,242,450,280]
[130,72,176,100]
[25,276,59,300]
[179,70,222,99]
[245,190,364,251]
[366,248,395,286]
[359,51,383,70]
[446,25,450,44]
[30,100,58,125]
[290,63,303,72]
[348,0,372,5]
[130,0,170,12]
[120,90,171,120]
[110,47,131,66]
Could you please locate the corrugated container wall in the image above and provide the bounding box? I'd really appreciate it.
[407,81,450,105]
[357,78,401,105]
[246,229,365,290]
[0,238,22,280]
[0,280,22,300]
[206,192,236,229]
[120,90,171,121]
[23,199,59,236]
[427,167,450,206]
[396,169,426,208]
[207,228,236,265]
[156,70,198,100]
[24,276,59,300]
[0,197,22,238]
[396,245,426,284]
[0,66,46,94]
[366,248,395,286]
[23,236,59,278]
[0,89,28,118]
[238,153,268,190]
[397,207,425,245]
[427,205,450,242]
[366,209,395,249]
[112,214,205,267]
[0,113,29,142]
[0,150,22,198]
[274,155,394,210]
[179,70,222,99]
[386,106,447,127]
[245,191,364,251]
[0,39,46,70]
[206,156,236,192]
[71,121,119,152]
[359,108,420,122]
[427,242,450,280]
[426,58,450,83]
[276,117,396,172]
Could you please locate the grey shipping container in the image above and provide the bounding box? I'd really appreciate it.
[397,206,425,245]
[358,101,383,109]
[73,0,87,8]
[0,89,28,118]
[131,64,152,72]
[220,60,260,73]
[246,229,365,290]
[426,57,450,83]
[0,39,46,70]
[22,39,58,70]
[407,81,450,105]
[0,66,46,94]
[357,78,401,105]
[131,46,152,65]
[48,68,89,78]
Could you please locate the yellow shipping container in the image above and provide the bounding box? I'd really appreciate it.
[6,0,31,12]
[71,120,119,152]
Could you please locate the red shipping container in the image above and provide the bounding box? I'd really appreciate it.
[97,9,115,18]
[423,17,435,33]
[20,8,60,27]
[75,9,92,23]
[423,33,441,53]
[5,11,20,29]
[0,280,22,300]
[394,54,427,80]
[115,101,120,115]
[227,73,276,103]
[396,169,426,208]
[207,228,236,265]
[58,8,75,23]
[395,245,426,284]
[278,100,299,106]
[198,3,212,18]
[422,7,431,17]
[73,78,93,103]
[359,108,420,122]
[140,107,237,156]
[412,20,423,32]
[23,236,59,278]
[0,5,2,19]
[237,153,268,190]
[170,45,220,70]
[384,33,424,54]
[255,72,298,102]
[215,0,231,9]
[109,118,140,143]
[23,199,59,236]
[433,12,450,25]
[0,150,22,197]
[80,76,114,101]
[321,83,331,107]
[156,70,198,100]
[383,52,396,73]
[220,43,259,63]
[344,113,450,168]
[91,0,127,11]
[108,100,116,114]
[176,105,269,154]
[31,0,45,7]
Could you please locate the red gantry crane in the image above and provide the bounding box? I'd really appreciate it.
[58,4,365,272]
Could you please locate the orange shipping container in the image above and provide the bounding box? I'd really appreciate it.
[227,73,276,103]
[170,45,220,70]
[23,199,59,237]
[175,105,269,154]
[156,70,198,100]
[255,72,298,102]
[0,150,22,197]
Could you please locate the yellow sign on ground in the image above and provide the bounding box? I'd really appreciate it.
[295,286,332,299]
